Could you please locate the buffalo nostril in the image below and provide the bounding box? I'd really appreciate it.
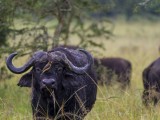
[42,79,55,87]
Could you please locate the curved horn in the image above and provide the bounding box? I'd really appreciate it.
[49,49,93,74]
[6,51,47,74]
[67,49,93,74]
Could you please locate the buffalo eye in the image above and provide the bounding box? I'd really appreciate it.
[57,67,63,73]
[35,68,42,73]
[54,64,63,73]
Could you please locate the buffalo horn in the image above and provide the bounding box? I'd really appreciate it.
[49,49,93,74]
[6,51,47,74]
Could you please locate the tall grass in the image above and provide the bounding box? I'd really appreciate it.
[1,18,160,119]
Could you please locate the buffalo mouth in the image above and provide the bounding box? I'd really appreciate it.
[40,85,56,97]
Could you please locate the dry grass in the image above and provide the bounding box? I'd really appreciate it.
[85,18,160,120]
[1,18,160,120]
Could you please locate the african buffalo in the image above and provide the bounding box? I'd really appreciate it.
[6,47,97,120]
[142,58,160,106]
[94,57,132,89]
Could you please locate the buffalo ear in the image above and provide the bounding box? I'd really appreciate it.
[17,72,33,87]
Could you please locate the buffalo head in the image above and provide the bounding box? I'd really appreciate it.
[6,48,93,94]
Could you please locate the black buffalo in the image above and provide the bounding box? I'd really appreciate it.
[142,58,160,106]
[94,57,132,89]
[6,47,97,120]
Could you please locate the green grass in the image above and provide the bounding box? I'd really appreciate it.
[1,18,160,119]
[0,78,32,119]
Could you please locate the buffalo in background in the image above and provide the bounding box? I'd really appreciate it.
[142,57,160,106]
[6,47,97,120]
[94,57,132,89]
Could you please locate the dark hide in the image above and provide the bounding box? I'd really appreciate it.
[94,57,132,89]
[142,58,160,106]
[12,47,97,120]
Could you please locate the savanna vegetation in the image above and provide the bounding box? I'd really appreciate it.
[1,18,160,120]
[0,0,160,120]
